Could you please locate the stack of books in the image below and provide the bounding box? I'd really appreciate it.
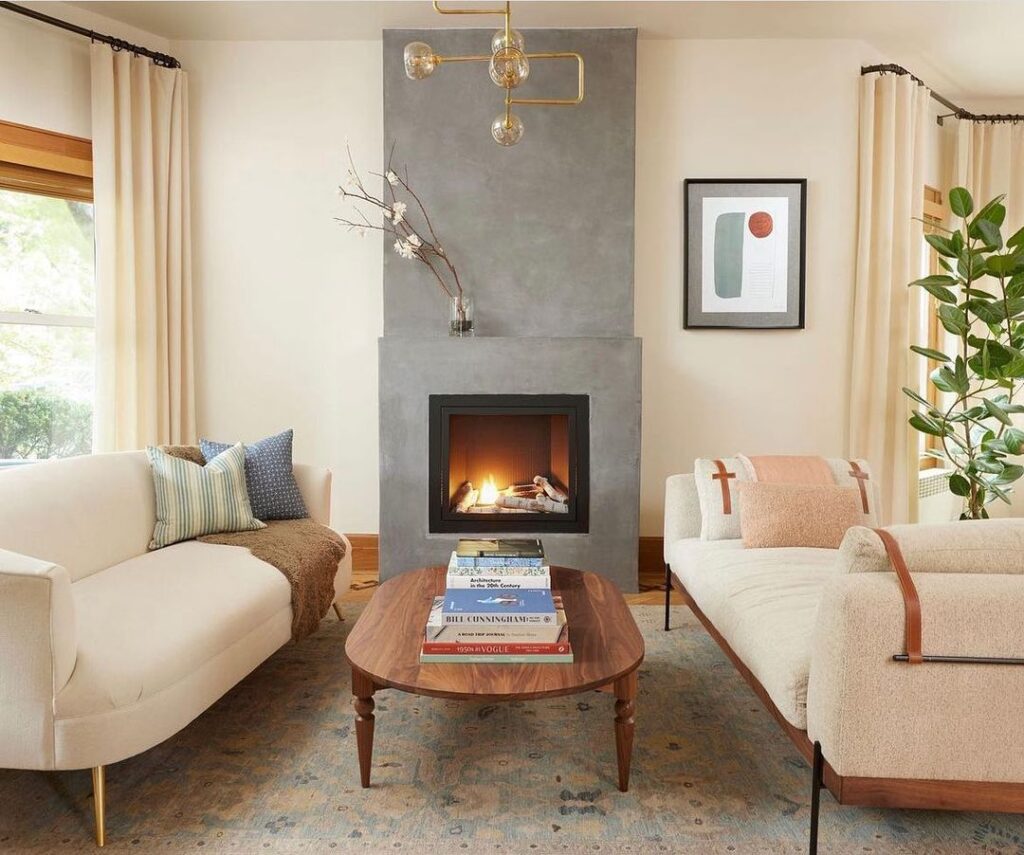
[420,539,572,664]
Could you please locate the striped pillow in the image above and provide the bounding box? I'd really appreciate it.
[147,443,266,549]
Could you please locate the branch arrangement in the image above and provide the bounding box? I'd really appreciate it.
[336,145,467,325]
[906,186,1024,519]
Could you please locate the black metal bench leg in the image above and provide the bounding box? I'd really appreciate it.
[663,563,671,631]
[809,741,823,855]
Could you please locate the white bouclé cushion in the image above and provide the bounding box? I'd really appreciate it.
[693,456,752,540]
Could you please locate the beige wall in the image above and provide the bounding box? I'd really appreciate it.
[0,2,169,137]
[176,40,383,533]
[635,38,880,534]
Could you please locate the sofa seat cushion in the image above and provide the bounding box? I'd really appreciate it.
[55,541,290,720]
[668,538,837,730]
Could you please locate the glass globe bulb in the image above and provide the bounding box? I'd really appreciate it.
[488,46,529,89]
[491,113,524,146]
[491,28,525,54]
[404,41,436,80]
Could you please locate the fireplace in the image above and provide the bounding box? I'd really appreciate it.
[429,394,589,534]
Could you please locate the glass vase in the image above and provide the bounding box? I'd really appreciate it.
[449,294,474,337]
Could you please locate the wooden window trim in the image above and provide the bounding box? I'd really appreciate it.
[920,186,947,470]
[0,120,92,202]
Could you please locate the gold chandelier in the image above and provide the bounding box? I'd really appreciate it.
[403,1,585,146]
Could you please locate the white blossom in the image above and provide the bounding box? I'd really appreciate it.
[393,239,416,259]
[344,169,359,190]
[385,170,399,186]
[391,201,408,224]
[407,233,422,247]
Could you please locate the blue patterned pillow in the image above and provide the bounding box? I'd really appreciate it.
[200,429,309,521]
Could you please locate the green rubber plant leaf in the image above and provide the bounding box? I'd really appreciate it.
[995,463,1024,485]
[1004,427,1024,454]
[921,283,958,304]
[902,386,932,407]
[909,413,946,437]
[969,298,1007,324]
[975,218,1003,250]
[910,345,951,363]
[948,473,971,497]
[938,304,969,336]
[949,186,974,218]
[988,253,1020,278]
[909,274,957,290]
[925,233,957,258]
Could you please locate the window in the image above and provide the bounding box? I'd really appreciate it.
[0,121,94,462]
[918,186,948,470]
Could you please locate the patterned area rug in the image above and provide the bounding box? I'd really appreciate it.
[1,604,1022,854]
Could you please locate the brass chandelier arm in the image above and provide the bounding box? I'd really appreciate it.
[510,52,585,106]
[432,1,508,17]
[434,53,492,64]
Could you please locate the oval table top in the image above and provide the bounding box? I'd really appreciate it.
[345,566,645,701]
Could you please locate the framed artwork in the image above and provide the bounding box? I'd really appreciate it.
[683,179,806,329]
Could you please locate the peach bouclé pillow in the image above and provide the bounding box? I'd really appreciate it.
[738,482,864,549]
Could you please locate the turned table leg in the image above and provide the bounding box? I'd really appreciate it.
[352,668,376,788]
[613,670,638,792]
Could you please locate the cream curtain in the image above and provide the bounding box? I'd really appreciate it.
[953,119,1024,234]
[90,44,196,451]
[849,72,931,524]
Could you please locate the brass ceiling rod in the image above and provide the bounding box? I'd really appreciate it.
[0,1,181,68]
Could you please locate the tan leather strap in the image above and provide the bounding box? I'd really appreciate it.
[874,528,923,664]
[848,461,871,513]
[711,459,736,515]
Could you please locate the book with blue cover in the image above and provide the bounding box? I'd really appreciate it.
[453,539,545,569]
[446,553,550,588]
[441,588,556,625]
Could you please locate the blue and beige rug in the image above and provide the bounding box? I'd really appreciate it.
[1,604,1022,853]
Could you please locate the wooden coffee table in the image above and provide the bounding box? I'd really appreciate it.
[344,565,645,791]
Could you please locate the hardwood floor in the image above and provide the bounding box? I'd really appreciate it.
[342,535,683,606]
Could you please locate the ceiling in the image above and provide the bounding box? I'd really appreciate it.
[65,1,1024,100]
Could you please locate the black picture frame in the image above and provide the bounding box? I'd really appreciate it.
[683,178,807,330]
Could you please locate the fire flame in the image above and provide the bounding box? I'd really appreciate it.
[479,474,499,506]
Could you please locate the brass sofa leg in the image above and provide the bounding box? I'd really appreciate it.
[92,765,106,847]
[332,602,344,621]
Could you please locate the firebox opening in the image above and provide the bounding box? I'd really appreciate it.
[447,413,571,515]
[429,394,589,534]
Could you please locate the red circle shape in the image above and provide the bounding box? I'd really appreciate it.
[748,211,773,238]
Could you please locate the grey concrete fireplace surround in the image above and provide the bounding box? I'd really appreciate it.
[379,28,641,590]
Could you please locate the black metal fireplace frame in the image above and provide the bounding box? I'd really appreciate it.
[428,394,590,534]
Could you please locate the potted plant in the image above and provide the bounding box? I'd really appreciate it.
[906,187,1024,518]
[337,147,472,336]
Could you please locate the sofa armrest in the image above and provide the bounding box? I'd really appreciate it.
[664,474,701,562]
[293,464,332,526]
[807,571,1024,783]
[0,548,77,769]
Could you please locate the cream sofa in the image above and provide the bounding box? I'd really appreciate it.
[0,451,352,845]
[663,473,1024,853]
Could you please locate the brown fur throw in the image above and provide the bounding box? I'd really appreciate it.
[159,445,346,641]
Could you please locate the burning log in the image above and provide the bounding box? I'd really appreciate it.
[451,481,479,513]
[534,475,569,504]
[495,494,569,514]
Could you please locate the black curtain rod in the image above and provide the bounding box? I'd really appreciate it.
[0,1,180,68]
[861,63,1023,124]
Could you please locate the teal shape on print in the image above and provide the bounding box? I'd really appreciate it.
[713,212,745,299]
